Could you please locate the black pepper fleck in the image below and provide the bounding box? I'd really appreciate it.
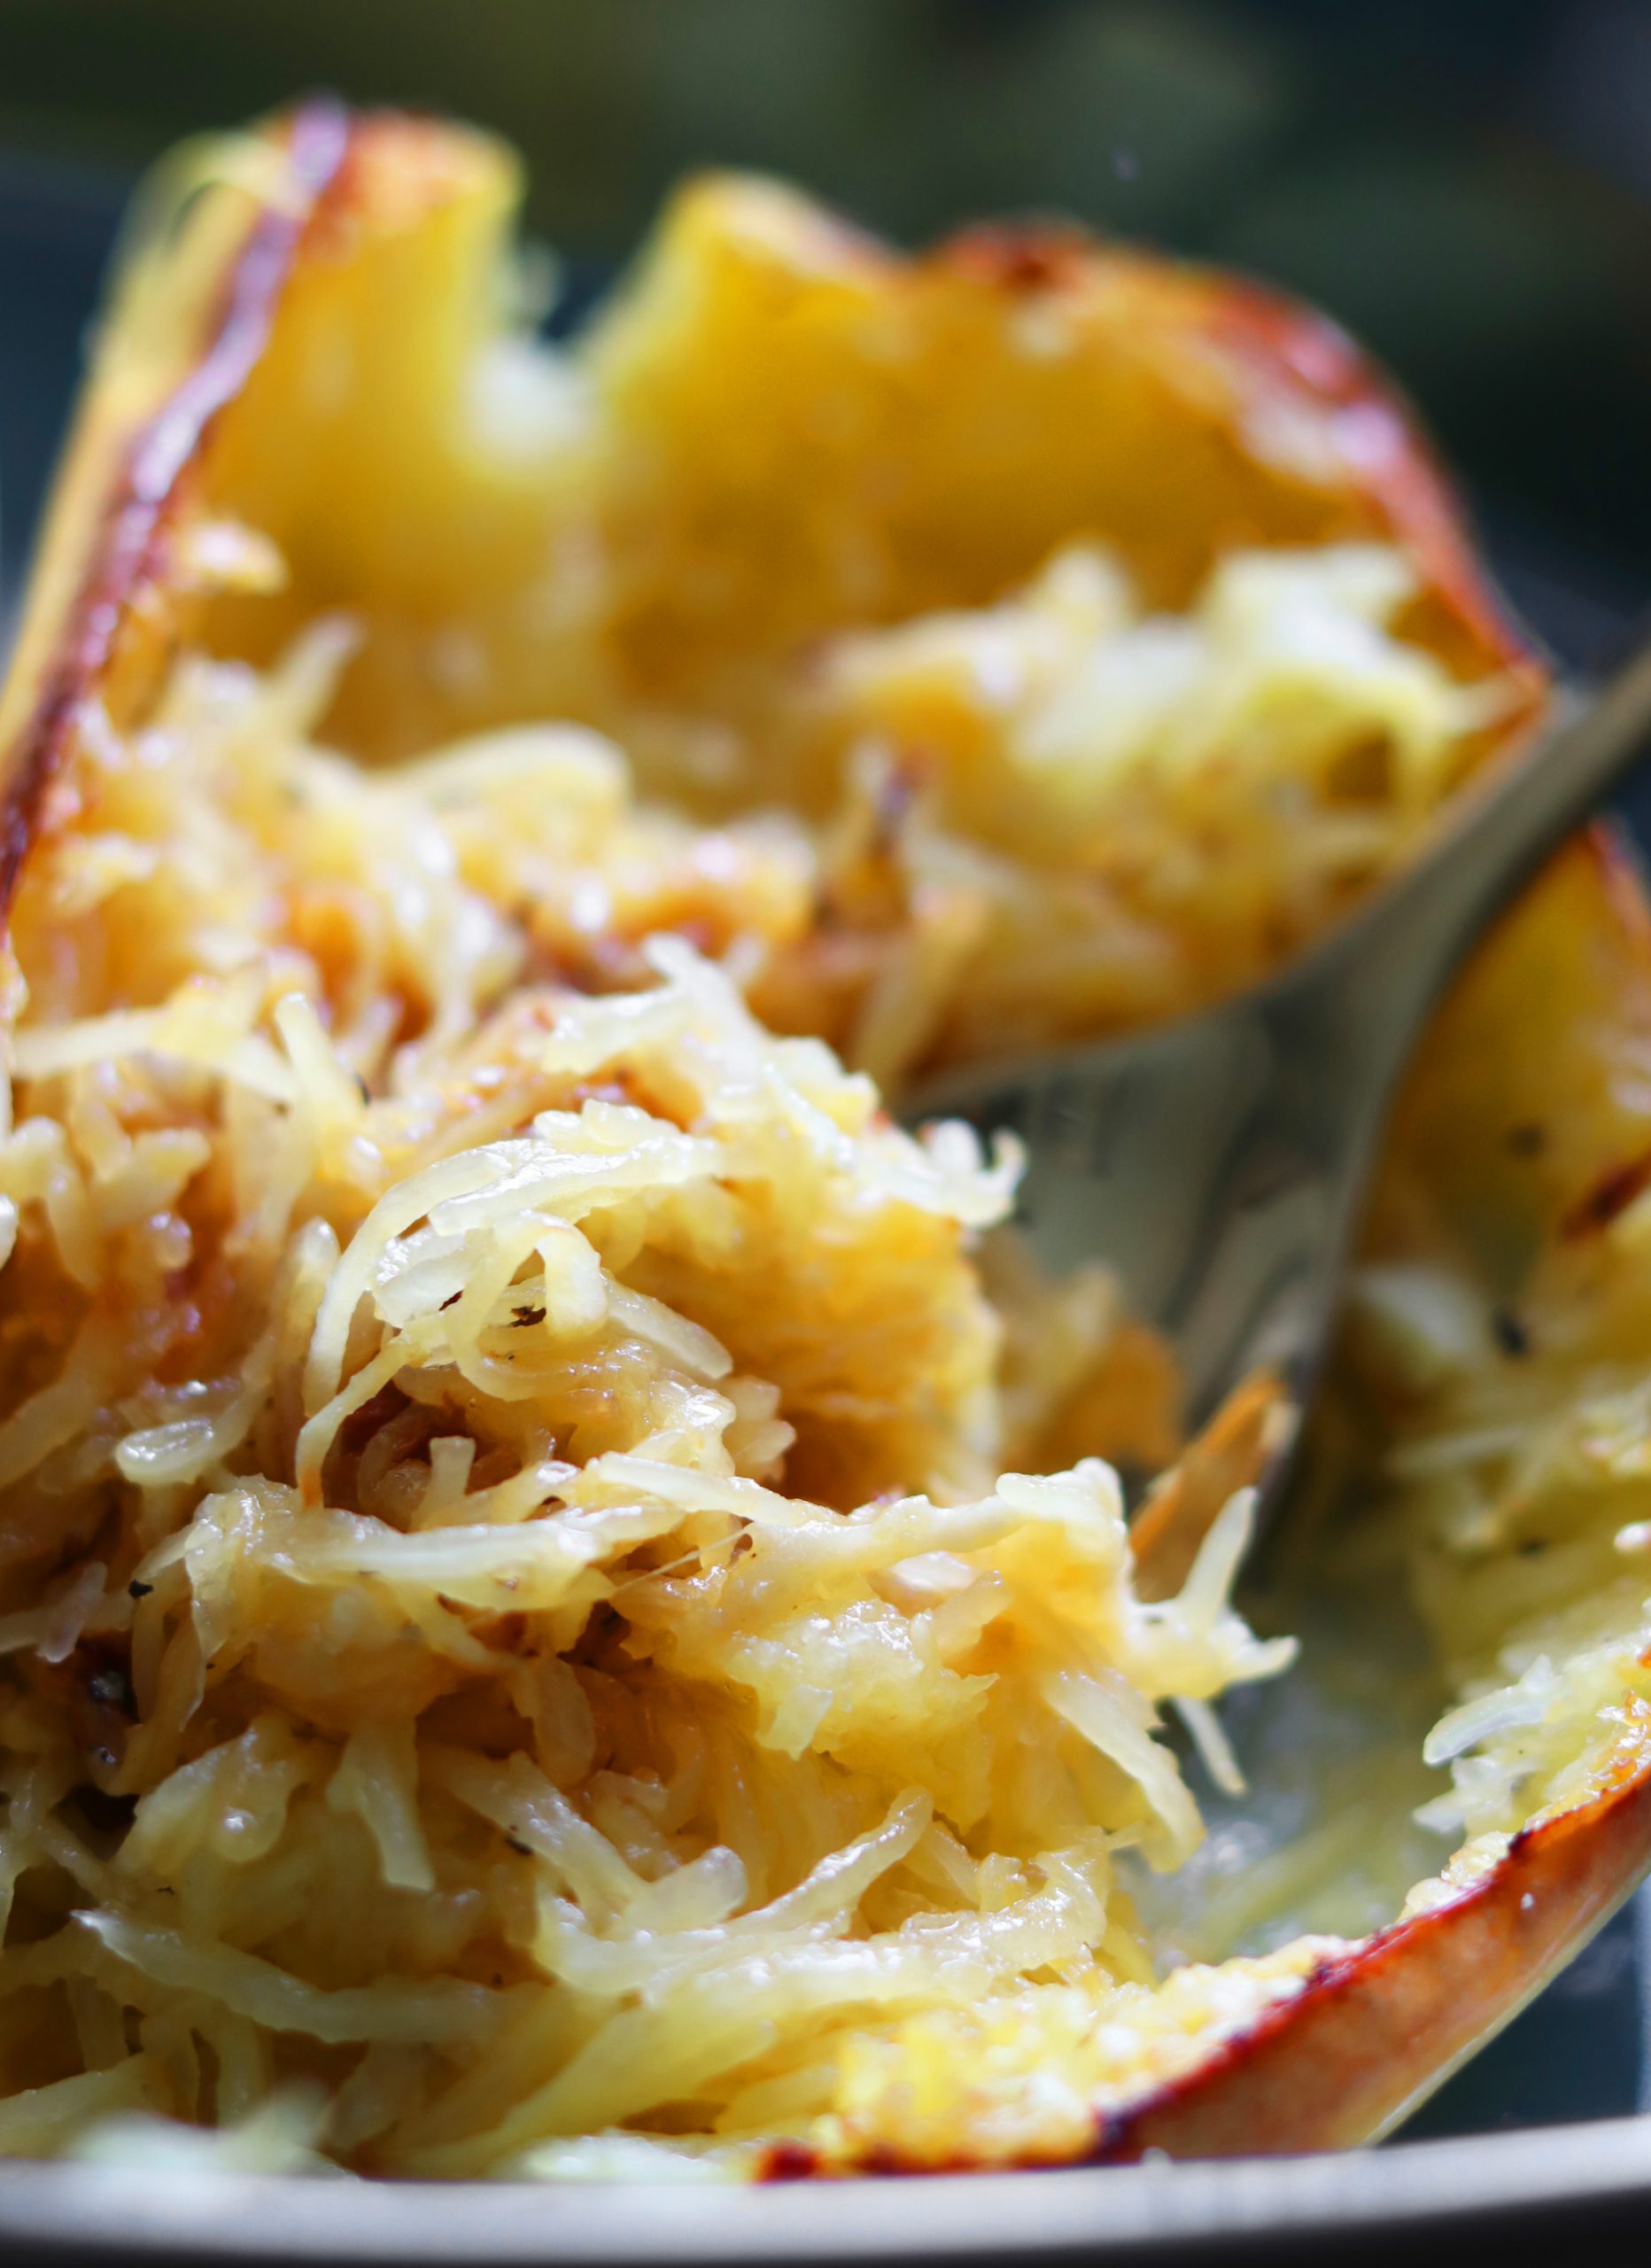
[1492,1308,1531,1357]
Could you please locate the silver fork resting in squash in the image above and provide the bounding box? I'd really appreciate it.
[907,630,1651,1544]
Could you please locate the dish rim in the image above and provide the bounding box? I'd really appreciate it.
[4,2109,1651,2264]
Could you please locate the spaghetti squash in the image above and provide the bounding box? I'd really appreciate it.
[0,103,1644,2179]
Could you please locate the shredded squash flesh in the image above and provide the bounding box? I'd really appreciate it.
[0,139,1643,2180]
[0,597,1329,2173]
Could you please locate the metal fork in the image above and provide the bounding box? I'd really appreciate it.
[906,630,1651,1542]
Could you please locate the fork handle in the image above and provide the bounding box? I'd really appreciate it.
[1328,625,1651,1073]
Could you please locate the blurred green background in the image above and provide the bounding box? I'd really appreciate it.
[1,0,1650,2143]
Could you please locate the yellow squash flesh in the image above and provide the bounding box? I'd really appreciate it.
[4,99,1650,2171]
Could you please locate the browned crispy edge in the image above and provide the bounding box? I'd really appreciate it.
[760,1758,1651,2177]
[0,97,353,919]
[934,218,1542,694]
[1099,1740,1651,2161]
